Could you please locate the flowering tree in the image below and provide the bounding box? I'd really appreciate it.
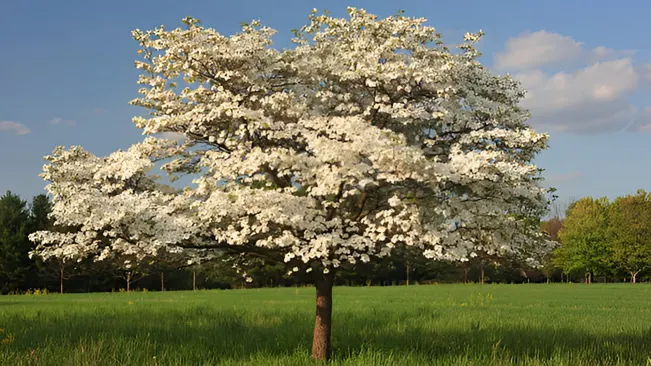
[30,8,552,360]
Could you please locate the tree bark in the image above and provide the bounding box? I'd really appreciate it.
[630,271,639,284]
[126,271,131,292]
[406,261,410,286]
[193,270,197,291]
[463,263,468,284]
[59,265,64,294]
[160,272,165,292]
[480,261,485,285]
[311,271,335,360]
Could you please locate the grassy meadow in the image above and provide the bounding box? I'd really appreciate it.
[1,284,651,365]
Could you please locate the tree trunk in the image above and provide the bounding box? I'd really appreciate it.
[406,261,410,286]
[193,271,197,291]
[480,261,485,285]
[126,272,131,292]
[160,272,165,292]
[463,263,468,284]
[546,276,550,284]
[631,271,639,284]
[311,271,335,360]
[59,265,64,294]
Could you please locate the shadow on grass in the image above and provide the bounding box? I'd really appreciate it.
[4,305,651,364]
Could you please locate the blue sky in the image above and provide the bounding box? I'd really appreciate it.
[1,0,650,209]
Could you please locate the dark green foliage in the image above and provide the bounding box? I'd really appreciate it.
[30,193,53,232]
[0,191,33,293]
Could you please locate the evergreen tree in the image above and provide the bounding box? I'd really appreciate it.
[0,191,33,293]
[30,194,53,231]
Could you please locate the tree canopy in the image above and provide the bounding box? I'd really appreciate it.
[606,190,651,283]
[555,197,612,283]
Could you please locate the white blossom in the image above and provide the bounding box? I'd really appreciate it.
[29,8,551,275]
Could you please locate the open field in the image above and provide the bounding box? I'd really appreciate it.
[1,284,651,365]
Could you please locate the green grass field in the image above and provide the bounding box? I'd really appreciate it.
[1,284,651,365]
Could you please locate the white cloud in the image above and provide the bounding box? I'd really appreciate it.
[494,30,635,71]
[591,46,613,60]
[157,132,185,141]
[520,58,638,111]
[586,46,636,65]
[0,121,31,135]
[633,107,651,132]
[516,58,639,132]
[494,31,584,70]
[49,117,76,126]
[495,30,645,134]
[531,100,636,134]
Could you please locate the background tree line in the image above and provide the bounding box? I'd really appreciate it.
[1,189,648,294]
[550,189,651,284]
